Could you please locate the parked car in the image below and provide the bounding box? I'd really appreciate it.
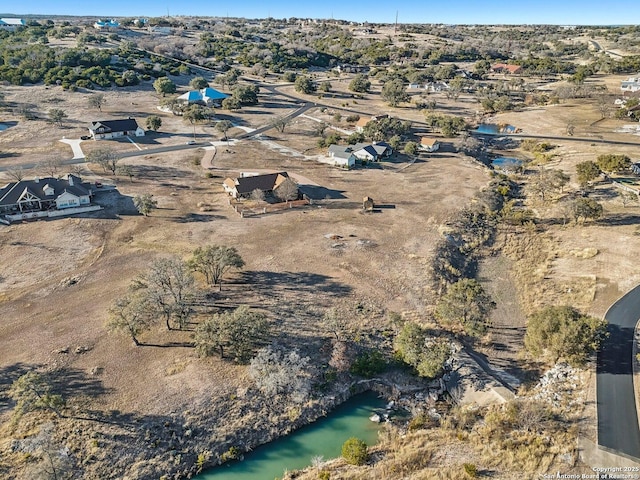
[95,182,102,188]
[80,135,90,140]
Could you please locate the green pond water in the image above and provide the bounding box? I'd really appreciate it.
[196,391,387,480]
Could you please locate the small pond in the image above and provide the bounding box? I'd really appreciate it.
[492,157,524,169]
[0,121,17,132]
[196,391,387,480]
[475,124,517,134]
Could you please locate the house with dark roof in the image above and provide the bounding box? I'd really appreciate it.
[0,175,94,218]
[352,142,392,162]
[89,119,145,140]
[223,172,293,199]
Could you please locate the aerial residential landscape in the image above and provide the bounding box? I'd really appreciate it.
[2,2,640,479]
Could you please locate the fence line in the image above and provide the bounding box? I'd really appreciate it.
[229,197,311,218]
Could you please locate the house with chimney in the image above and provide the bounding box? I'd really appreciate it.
[0,175,100,223]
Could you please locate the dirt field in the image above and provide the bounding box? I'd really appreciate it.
[0,75,489,477]
[3,57,640,476]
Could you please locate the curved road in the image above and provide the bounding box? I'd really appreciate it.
[597,284,640,460]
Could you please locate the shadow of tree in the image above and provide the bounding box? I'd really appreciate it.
[93,190,139,216]
[132,165,193,181]
[597,213,640,227]
[598,323,634,376]
[237,270,352,296]
[48,366,112,401]
[173,213,225,223]
[0,362,41,413]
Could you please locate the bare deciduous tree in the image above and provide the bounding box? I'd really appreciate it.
[88,94,106,111]
[107,293,151,346]
[134,257,195,330]
[86,147,119,175]
[274,178,299,202]
[270,116,290,133]
[39,157,64,178]
[6,166,30,181]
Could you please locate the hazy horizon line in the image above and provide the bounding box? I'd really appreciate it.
[0,12,634,27]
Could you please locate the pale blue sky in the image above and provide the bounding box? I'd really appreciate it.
[3,0,638,25]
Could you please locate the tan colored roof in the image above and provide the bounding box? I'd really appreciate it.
[420,137,439,146]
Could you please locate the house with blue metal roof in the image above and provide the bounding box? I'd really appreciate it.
[177,88,229,107]
[94,19,120,30]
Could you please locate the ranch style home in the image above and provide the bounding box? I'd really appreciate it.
[328,142,393,166]
[89,119,145,140]
[223,172,294,199]
[0,175,93,215]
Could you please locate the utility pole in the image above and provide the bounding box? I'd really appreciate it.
[394,10,398,35]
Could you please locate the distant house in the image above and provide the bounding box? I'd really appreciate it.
[148,26,173,35]
[333,64,370,74]
[621,75,640,94]
[0,18,25,30]
[632,163,640,176]
[354,114,389,133]
[355,117,371,133]
[328,145,356,168]
[408,82,449,92]
[0,175,93,217]
[223,172,292,199]
[177,87,229,107]
[133,18,148,27]
[94,19,120,30]
[491,63,523,75]
[89,119,145,140]
[419,137,440,152]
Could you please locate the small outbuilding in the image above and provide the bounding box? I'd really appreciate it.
[419,137,440,152]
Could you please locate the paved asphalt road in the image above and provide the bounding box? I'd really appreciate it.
[597,284,640,460]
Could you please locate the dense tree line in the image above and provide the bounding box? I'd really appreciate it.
[0,24,185,87]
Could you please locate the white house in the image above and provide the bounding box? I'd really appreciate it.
[0,175,92,216]
[327,145,356,169]
[0,18,25,30]
[89,119,145,140]
[621,75,640,94]
[419,137,440,152]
